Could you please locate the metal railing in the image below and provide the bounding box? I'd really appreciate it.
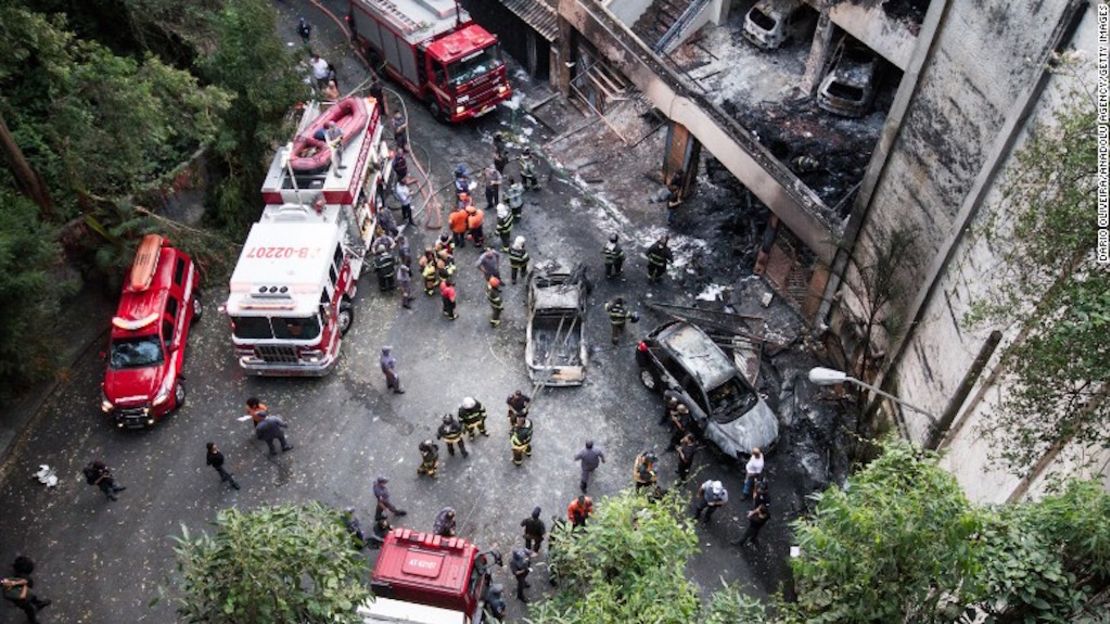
[653,0,712,53]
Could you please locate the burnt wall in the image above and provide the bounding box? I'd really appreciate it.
[462,1,551,79]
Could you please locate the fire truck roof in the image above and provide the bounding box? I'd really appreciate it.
[226,222,341,317]
[424,24,496,63]
[354,0,471,46]
[371,529,477,612]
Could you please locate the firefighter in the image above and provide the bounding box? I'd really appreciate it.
[633,451,658,491]
[466,204,485,248]
[439,252,458,282]
[603,297,638,345]
[396,264,413,309]
[487,276,504,327]
[665,182,682,226]
[374,245,396,292]
[519,148,539,190]
[458,397,489,439]
[495,203,513,251]
[435,233,455,258]
[493,132,509,174]
[603,234,625,278]
[646,235,674,282]
[419,249,440,295]
[667,404,692,452]
[506,390,531,424]
[506,176,525,222]
[417,439,439,478]
[437,413,468,458]
[439,279,458,320]
[508,236,530,285]
[510,414,533,466]
[449,205,469,248]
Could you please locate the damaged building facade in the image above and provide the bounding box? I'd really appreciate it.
[486,0,1104,502]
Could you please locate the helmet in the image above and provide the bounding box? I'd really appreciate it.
[442,414,453,424]
[462,397,476,409]
[488,276,501,288]
[609,234,618,243]
[676,404,689,414]
[455,163,467,176]
[513,236,526,249]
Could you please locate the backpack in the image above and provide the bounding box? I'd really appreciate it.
[83,464,99,485]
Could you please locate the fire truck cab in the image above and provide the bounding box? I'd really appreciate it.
[363,529,494,623]
[224,97,390,376]
[101,234,199,428]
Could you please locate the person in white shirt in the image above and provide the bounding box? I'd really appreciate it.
[394,180,413,225]
[742,447,764,499]
[310,54,330,90]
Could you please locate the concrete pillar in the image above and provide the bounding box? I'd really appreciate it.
[556,12,577,95]
[662,121,701,196]
[800,9,836,95]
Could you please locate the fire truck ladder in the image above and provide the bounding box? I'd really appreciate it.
[367,0,420,33]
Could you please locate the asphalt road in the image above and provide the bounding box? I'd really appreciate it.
[0,4,794,622]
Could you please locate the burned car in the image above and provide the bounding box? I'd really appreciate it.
[743,0,813,50]
[817,40,880,117]
[526,262,590,386]
[636,320,778,459]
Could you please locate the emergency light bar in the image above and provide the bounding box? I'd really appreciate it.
[111,313,160,331]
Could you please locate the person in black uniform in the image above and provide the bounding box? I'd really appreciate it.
[436,413,469,458]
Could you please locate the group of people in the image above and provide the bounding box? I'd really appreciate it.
[409,391,534,475]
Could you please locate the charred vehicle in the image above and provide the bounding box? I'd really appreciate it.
[817,40,880,117]
[636,320,778,460]
[526,262,590,386]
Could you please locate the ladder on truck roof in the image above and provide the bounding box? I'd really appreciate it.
[367,0,420,34]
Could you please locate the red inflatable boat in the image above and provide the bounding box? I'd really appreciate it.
[288,97,370,173]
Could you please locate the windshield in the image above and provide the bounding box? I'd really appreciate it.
[109,335,164,369]
[232,316,322,341]
[447,44,502,86]
[707,378,758,422]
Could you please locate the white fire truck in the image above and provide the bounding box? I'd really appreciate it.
[224,98,391,376]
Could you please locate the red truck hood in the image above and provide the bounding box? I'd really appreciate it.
[103,366,163,404]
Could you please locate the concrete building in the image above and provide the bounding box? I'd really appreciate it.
[544,0,1105,502]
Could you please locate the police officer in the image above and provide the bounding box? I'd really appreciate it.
[437,413,468,458]
[374,245,396,292]
[495,203,513,251]
[484,584,507,622]
[603,297,638,345]
[396,264,414,309]
[417,439,439,478]
[510,415,533,466]
[509,548,532,602]
[506,390,531,424]
[646,235,674,282]
[508,236,530,285]
[519,148,538,190]
[487,276,504,327]
[458,397,489,439]
[603,234,625,278]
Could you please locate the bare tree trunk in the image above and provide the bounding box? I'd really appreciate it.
[0,110,55,220]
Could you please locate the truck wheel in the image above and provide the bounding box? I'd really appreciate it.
[173,381,186,410]
[639,368,658,391]
[338,299,354,336]
[428,100,448,124]
[191,294,203,323]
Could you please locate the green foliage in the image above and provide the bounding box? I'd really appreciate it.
[170,503,370,624]
[964,76,1107,474]
[0,189,74,399]
[703,583,770,624]
[197,0,306,235]
[526,491,702,624]
[790,440,982,623]
[0,4,230,216]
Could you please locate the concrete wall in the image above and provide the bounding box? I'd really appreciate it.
[606,0,654,25]
[838,1,1105,502]
[825,1,917,70]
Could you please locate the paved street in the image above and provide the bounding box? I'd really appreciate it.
[0,5,798,622]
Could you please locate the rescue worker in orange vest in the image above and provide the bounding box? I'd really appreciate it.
[449,204,469,249]
[466,204,486,248]
[566,495,593,528]
[419,249,440,295]
[245,397,268,426]
[487,276,504,327]
[510,414,533,466]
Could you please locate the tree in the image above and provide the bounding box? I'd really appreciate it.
[789,440,982,622]
[527,491,701,624]
[0,189,73,399]
[964,66,1107,475]
[169,503,371,624]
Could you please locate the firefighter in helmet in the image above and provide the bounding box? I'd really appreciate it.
[417,439,440,478]
[509,236,530,285]
[437,413,468,458]
[487,276,504,327]
[604,297,639,345]
[458,397,489,439]
[419,248,440,295]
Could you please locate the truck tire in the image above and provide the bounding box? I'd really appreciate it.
[173,380,186,410]
[428,100,449,124]
[338,299,354,336]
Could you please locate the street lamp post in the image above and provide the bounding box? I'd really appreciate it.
[808,367,940,427]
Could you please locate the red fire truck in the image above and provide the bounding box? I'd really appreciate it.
[223,97,391,376]
[101,234,199,428]
[362,529,498,623]
[348,0,513,122]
